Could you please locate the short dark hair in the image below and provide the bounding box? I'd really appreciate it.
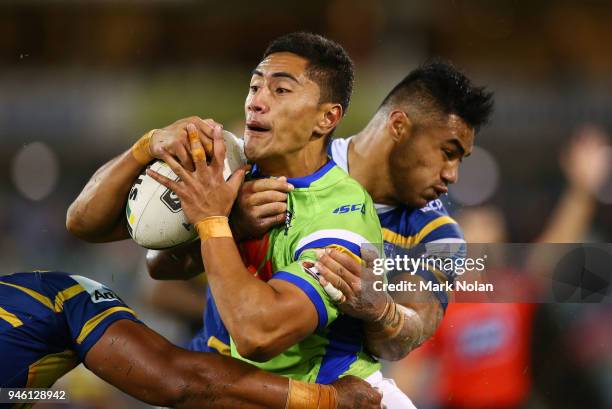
[263,32,354,115]
[380,60,494,132]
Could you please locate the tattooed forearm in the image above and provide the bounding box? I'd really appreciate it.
[363,291,443,361]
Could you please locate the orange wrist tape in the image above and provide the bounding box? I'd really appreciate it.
[286,379,338,409]
[195,216,232,241]
[131,129,156,165]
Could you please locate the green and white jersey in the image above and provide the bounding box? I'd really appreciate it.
[232,159,383,383]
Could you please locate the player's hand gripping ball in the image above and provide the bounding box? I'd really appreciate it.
[126,130,247,249]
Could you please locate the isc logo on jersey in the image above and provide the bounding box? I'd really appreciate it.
[70,275,123,304]
[333,203,366,215]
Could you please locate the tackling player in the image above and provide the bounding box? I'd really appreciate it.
[315,61,494,359]
[0,271,381,409]
[151,61,494,365]
[67,33,412,407]
[147,33,418,407]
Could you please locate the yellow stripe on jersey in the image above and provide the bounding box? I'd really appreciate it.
[207,336,231,356]
[76,306,136,344]
[26,349,79,389]
[326,244,363,264]
[382,216,457,248]
[305,245,363,264]
[382,228,411,247]
[0,281,54,311]
[53,284,85,312]
[0,306,23,327]
[414,216,457,243]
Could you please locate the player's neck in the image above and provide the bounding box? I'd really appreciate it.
[257,140,328,179]
[349,116,398,205]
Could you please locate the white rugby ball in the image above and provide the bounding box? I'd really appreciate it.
[126,130,247,249]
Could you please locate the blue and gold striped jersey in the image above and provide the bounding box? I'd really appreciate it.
[331,137,466,310]
[189,136,466,357]
[377,200,464,248]
[0,271,140,396]
[375,202,465,309]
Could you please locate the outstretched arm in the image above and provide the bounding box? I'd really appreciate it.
[86,319,381,409]
[66,117,217,242]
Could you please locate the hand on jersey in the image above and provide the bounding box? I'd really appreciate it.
[149,116,219,171]
[147,123,248,222]
[231,177,294,240]
[332,376,383,409]
[315,247,389,323]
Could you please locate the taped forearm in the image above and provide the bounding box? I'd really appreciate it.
[180,372,338,409]
[197,218,277,341]
[286,379,338,409]
[182,354,338,409]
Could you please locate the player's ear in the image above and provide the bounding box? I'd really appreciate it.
[388,110,413,142]
[314,103,343,136]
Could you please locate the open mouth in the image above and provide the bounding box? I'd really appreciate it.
[433,185,448,196]
[246,123,271,133]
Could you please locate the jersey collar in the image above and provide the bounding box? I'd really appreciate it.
[250,159,337,189]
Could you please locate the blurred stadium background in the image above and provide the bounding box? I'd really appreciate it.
[1,1,611,408]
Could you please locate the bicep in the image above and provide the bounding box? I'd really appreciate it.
[274,251,341,331]
[263,278,319,348]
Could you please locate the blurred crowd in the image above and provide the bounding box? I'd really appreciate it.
[392,127,612,409]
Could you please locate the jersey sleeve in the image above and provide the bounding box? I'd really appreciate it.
[272,253,337,331]
[272,197,383,330]
[418,207,466,310]
[62,275,141,361]
[387,202,466,311]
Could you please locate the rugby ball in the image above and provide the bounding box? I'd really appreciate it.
[126,131,247,249]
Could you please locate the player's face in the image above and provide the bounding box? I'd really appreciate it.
[389,114,474,208]
[243,52,323,163]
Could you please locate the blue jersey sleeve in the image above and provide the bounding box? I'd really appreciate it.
[62,275,141,361]
[381,200,466,311]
